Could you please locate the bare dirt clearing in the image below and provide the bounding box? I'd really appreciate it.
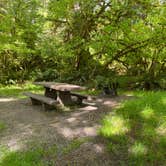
[0,96,132,165]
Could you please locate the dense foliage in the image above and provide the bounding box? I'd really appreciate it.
[0,0,165,89]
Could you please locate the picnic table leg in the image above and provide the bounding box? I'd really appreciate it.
[44,87,57,99]
[30,97,41,105]
[57,91,73,106]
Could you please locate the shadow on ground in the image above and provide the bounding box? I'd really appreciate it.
[0,95,132,165]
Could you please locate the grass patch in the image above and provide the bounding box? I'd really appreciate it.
[0,83,43,98]
[0,145,45,166]
[100,91,166,165]
[0,138,88,166]
[0,121,6,132]
[0,144,58,166]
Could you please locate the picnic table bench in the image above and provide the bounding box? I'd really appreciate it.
[23,92,59,110]
[24,82,87,110]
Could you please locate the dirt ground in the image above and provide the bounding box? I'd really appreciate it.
[0,96,131,165]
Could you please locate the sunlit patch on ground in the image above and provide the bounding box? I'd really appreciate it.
[100,115,130,136]
[156,122,166,137]
[129,141,148,156]
[0,98,17,102]
[140,106,155,119]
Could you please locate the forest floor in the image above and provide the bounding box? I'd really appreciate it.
[0,95,132,165]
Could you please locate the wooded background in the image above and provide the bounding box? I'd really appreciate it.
[0,0,165,90]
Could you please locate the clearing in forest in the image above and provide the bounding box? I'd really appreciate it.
[0,95,128,165]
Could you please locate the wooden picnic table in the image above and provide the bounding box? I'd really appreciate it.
[34,82,86,106]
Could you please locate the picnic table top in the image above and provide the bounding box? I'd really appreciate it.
[34,82,86,91]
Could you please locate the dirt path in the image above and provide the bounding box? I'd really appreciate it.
[0,96,131,165]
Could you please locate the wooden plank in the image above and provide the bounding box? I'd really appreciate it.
[23,92,59,105]
[71,93,87,99]
[34,82,86,91]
